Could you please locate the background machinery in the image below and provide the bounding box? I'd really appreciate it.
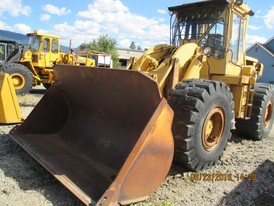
[0,31,95,94]
[8,0,274,205]
[77,49,113,68]
[0,40,18,64]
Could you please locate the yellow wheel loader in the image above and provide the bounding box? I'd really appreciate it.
[7,0,274,205]
[126,0,274,170]
[0,31,96,95]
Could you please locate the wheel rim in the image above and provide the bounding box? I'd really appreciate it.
[202,107,225,151]
[264,100,273,128]
[10,73,25,90]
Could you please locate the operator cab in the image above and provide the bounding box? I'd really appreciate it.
[169,1,227,59]
[0,40,18,63]
[169,0,254,65]
[26,31,61,67]
[27,34,41,52]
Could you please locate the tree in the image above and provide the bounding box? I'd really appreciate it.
[137,45,142,51]
[129,41,136,50]
[86,35,120,68]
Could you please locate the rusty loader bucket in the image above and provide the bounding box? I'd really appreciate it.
[0,72,22,124]
[9,65,174,206]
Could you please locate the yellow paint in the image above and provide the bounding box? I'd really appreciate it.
[126,1,261,120]
[0,72,22,124]
[7,31,96,90]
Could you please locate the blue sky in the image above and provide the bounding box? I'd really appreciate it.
[0,0,273,49]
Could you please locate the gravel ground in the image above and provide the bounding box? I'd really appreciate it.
[0,87,274,206]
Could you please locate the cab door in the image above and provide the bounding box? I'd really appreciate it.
[49,38,61,65]
[230,12,245,66]
[41,38,51,67]
[42,38,60,68]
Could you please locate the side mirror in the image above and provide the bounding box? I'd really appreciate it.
[248,10,255,16]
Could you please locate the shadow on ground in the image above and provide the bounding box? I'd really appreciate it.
[30,87,47,95]
[1,128,273,206]
[217,159,274,206]
[0,134,84,206]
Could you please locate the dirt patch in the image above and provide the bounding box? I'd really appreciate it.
[0,87,273,206]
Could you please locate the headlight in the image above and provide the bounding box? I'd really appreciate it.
[255,63,262,72]
[203,47,211,56]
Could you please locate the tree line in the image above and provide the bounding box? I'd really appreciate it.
[84,36,143,68]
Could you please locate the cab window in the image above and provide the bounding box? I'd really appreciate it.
[52,39,59,53]
[0,45,5,61]
[42,38,50,52]
[230,13,244,62]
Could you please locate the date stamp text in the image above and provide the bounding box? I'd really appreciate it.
[189,173,257,182]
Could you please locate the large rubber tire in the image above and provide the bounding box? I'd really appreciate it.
[1,63,33,95]
[235,83,274,140]
[168,79,234,171]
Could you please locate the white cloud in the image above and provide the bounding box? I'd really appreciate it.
[0,21,31,34]
[47,21,102,47]
[254,10,262,18]
[0,20,12,30]
[74,20,101,34]
[248,24,263,30]
[1,0,169,48]
[13,23,31,34]
[0,0,31,17]
[264,7,274,29]
[246,34,267,47]
[75,0,169,48]
[42,4,71,16]
[40,14,51,21]
[158,18,166,23]
[157,9,166,15]
[119,39,131,48]
[78,0,128,17]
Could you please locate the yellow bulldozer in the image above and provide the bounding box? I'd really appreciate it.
[0,31,95,94]
[6,0,274,205]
